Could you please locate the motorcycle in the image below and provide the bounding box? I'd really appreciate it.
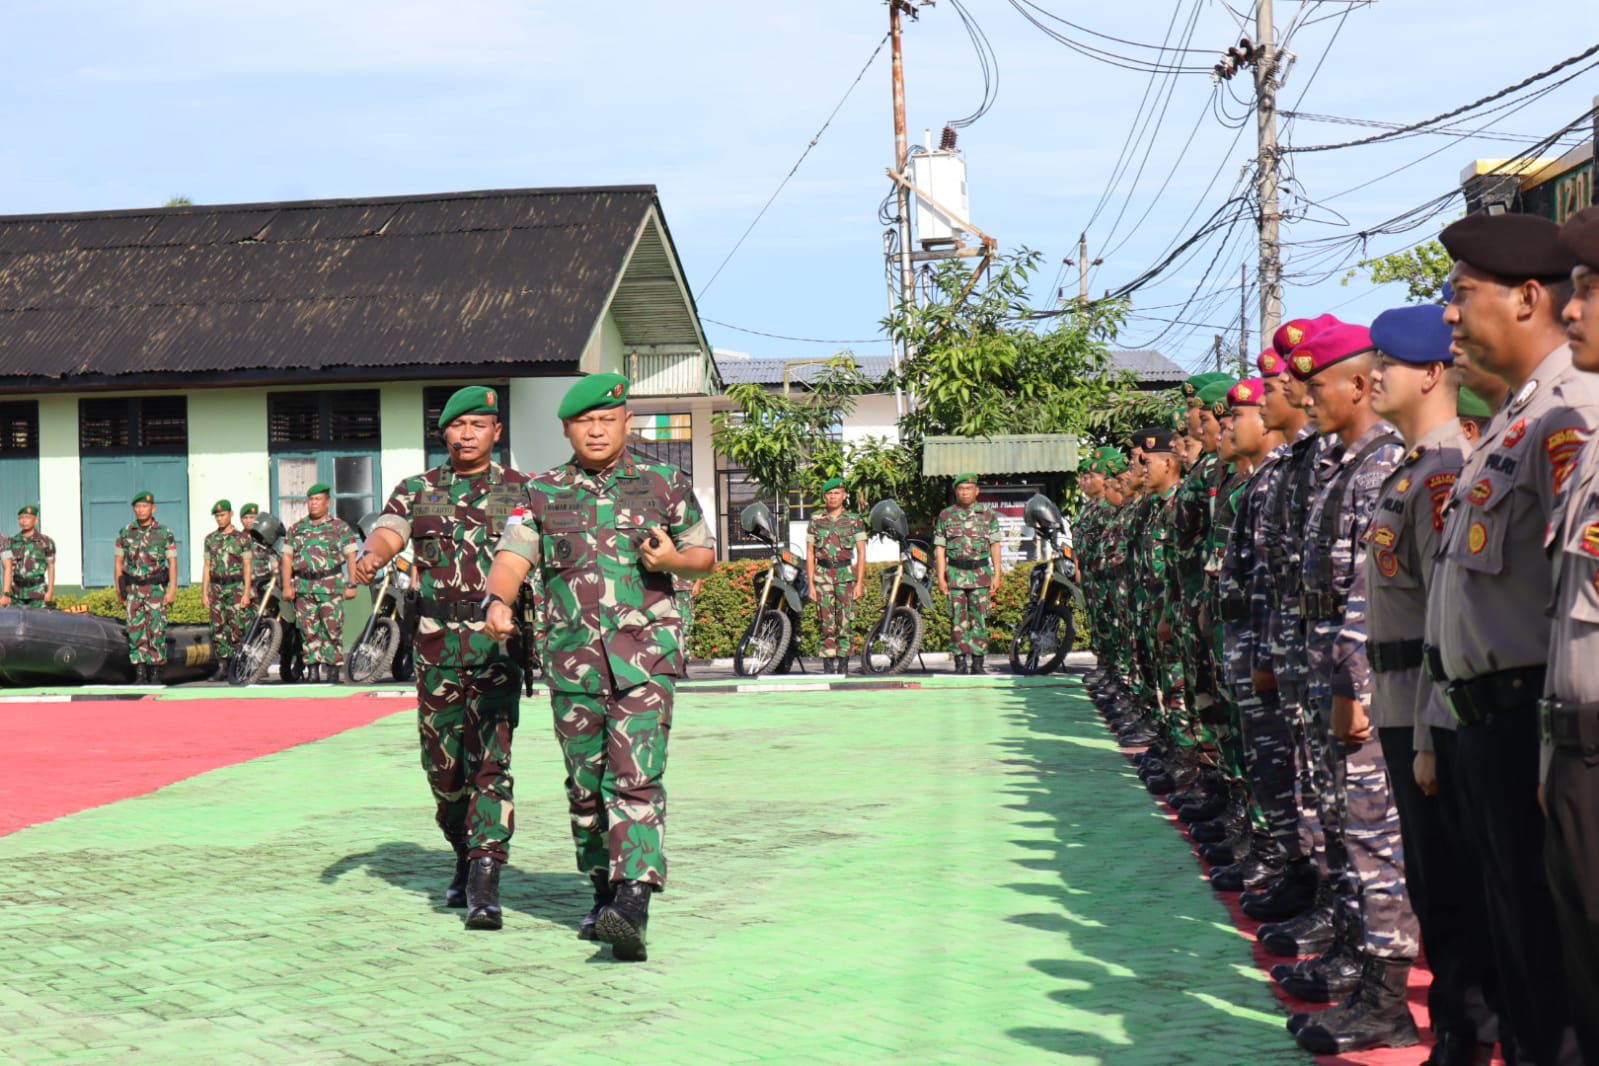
[733,501,808,676]
[1008,493,1083,675]
[343,547,417,684]
[860,499,930,675]
[230,512,306,685]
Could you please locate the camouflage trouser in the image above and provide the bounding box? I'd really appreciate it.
[1273,679,1321,862]
[416,656,521,863]
[207,580,249,659]
[813,569,856,657]
[550,675,674,887]
[1339,735,1419,959]
[947,584,992,656]
[1155,635,1188,742]
[125,584,168,665]
[293,581,345,665]
[1305,678,1347,876]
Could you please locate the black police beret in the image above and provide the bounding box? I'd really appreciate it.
[1439,213,1576,283]
[1558,205,1599,272]
[1133,427,1175,453]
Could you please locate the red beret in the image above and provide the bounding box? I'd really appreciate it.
[1287,323,1376,381]
[1227,377,1266,407]
[1257,348,1287,376]
[1273,313,1342,356]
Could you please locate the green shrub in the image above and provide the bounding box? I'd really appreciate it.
[55,586,210,625]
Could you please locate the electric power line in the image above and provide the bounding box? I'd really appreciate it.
[702,317,882,346]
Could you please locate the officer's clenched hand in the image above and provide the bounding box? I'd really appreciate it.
[1332,696,1371,743]
[639,526,678,573]
[342,585,358,600]
[1412,751,1438,797]
[485,598,516,641]
[351,551,383,585]
[852,580,866,602]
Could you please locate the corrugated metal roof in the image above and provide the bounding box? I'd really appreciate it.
[715,355,895,386]
[0,186,710,384]
[922,433,1080,476]
[1110,349,1185,381]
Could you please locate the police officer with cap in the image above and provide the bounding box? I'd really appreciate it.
[1426,211,1592,1065]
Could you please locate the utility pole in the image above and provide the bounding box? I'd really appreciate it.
[1239,263,1249,367]
[1212,334,1224,374]
[888,0,916,421]
[1062,232,1103,303]
[1254,0,1283,344]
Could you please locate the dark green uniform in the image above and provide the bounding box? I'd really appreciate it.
[934,501,1001,656]
[116,521,176,665]
[807,510,865,658]
[283,513,359,669]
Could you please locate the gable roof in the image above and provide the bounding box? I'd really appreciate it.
[715,354,895,386]
[1109,349,1185,383]
[0,186,709,388]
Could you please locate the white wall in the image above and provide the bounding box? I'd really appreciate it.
[379,383,426,495]
[36,395,82,585]
[510,375,580,476]
[187,391,270,579]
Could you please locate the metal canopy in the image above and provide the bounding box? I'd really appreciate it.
[921,433,1080,476]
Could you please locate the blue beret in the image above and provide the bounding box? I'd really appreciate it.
[1371,304,1454,366]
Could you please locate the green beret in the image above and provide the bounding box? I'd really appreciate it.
[558,373,629,420]
[954,473,979,487]
[211,499,232,515]
[17,504,37,517]
[240,503,259,516]
[437,385,501,429]
[820,476,845,493]
[1196,380,1235,408]
[307,483,331,498]
[1457,387,1493,419]
[131,491,154,506]
[1103,450,1128,474]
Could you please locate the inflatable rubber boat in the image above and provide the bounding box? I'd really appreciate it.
[0,608,215,686]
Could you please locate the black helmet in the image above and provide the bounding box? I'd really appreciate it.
[249,512,286,547]
[739,501,780,543]
[868,499,909,542]
[1023,493,1063,535]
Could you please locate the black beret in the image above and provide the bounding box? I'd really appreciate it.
[1134,427,1175,454]
[1558,206,1599,272]
[1439,213,1576,283]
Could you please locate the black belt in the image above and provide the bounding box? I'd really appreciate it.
[296,565,344,581]
[815,555,854,568]
[1444,665,1545,727]
[1423,644,1447,683]
[211,574,245,586]
[1298,590,1343,623]
[1369,638,1424,675]
[1219,591,1248,623]
[948,557,986,571]
[123,568,170,586]
[11,575,43,588]
[1540,698,1599,753]
[417,598,487,623]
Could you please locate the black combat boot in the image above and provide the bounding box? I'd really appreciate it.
[211,658,229,682]
[1426,1031,1496,1066]
[1209,830,1284,891]
[1296,955,1420,1054]
[151,663,167,686]
[970,655,985,675]
[953,655,967,674]
[1241,856,1318,922]
[132,664,147,685]
[835,656,848,678]
[578,872,616,941]
[595,880,652,961]
[1273,902,1363,1001]
[1189,791,1246,843]
[1257,876,1335,957]
[445,843,470,909]
[464,855,503,930]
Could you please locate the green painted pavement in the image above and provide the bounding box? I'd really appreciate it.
[0,678,1310,1065]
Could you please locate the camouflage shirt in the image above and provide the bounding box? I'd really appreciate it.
[933,502,1001,589]
[284,513,359,593]
[7,531,55,587]
[115,521,176,583]
[374,461,532,668]
[495,451,713,696]
[203,528,251,582]
[807,511,866,571]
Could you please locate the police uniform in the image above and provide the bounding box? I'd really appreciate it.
[1425,213,1590,1065]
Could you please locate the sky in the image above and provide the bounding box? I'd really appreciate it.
[5,1,1595,374]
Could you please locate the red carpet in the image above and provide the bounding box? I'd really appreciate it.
[0,694,408,836]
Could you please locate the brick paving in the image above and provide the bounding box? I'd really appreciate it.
[0,675,1313,1065]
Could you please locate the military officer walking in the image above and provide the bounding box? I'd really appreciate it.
[485,373,715,962]
[354,386,533,931]
[806,476,866,676]
[281,484,360,683]
[201,500,253,681]
[115,491,178,685]
[1,505,55,608]
[934,473,1004,674]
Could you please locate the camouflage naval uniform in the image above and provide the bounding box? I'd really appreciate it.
[933,499,1002,657]
[374,461,532,864]
[496,450,713,887]
[116,520,177,665]
[7,531,56,606]
[203,526,252,659]
[284,513,359,669]
[806,510,866,658]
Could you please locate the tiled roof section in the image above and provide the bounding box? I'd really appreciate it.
[0,186,669,382]
[1109,349,1185,381]
[715,355,896,386]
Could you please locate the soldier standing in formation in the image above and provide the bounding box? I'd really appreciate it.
[485,373,715,962]
[200,499,253,681]
[281,484,360,683]
[114,491,178,685]
[805,476,866,676]
[354,385,532,932]
[1,505,55,608]
[933,473,1003,675]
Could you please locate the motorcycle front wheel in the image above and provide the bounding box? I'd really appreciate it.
[734,611,792,677]
[230,618,283,685]
[345,616,400,684]
[1009,603,1074,675]
[861,605,923,675]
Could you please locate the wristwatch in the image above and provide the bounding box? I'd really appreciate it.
[481,592,508,610]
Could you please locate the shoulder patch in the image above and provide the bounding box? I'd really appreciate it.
[1425,472,1456,491]
[1503,419,1527,447]
[1468,479,1493,506]
[1583,522,1599,558]
[1369,525,1397,548]
[1545,427,1584,494]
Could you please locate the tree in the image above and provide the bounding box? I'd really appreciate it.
[1342,239,1451,303]
[164,196,194,207]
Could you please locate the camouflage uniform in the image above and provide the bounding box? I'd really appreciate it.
[806,510,865,658]
[496,451,713,887]
[7,531,56,606]
[933,500,1002,657]
[115,521,176,665]
[374,461,532,864]
[283,513,359,668]
[203,527,252,659]
[1145,484,1187,736]
[1302,422,1417,960]
[1171,451,1219,716]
